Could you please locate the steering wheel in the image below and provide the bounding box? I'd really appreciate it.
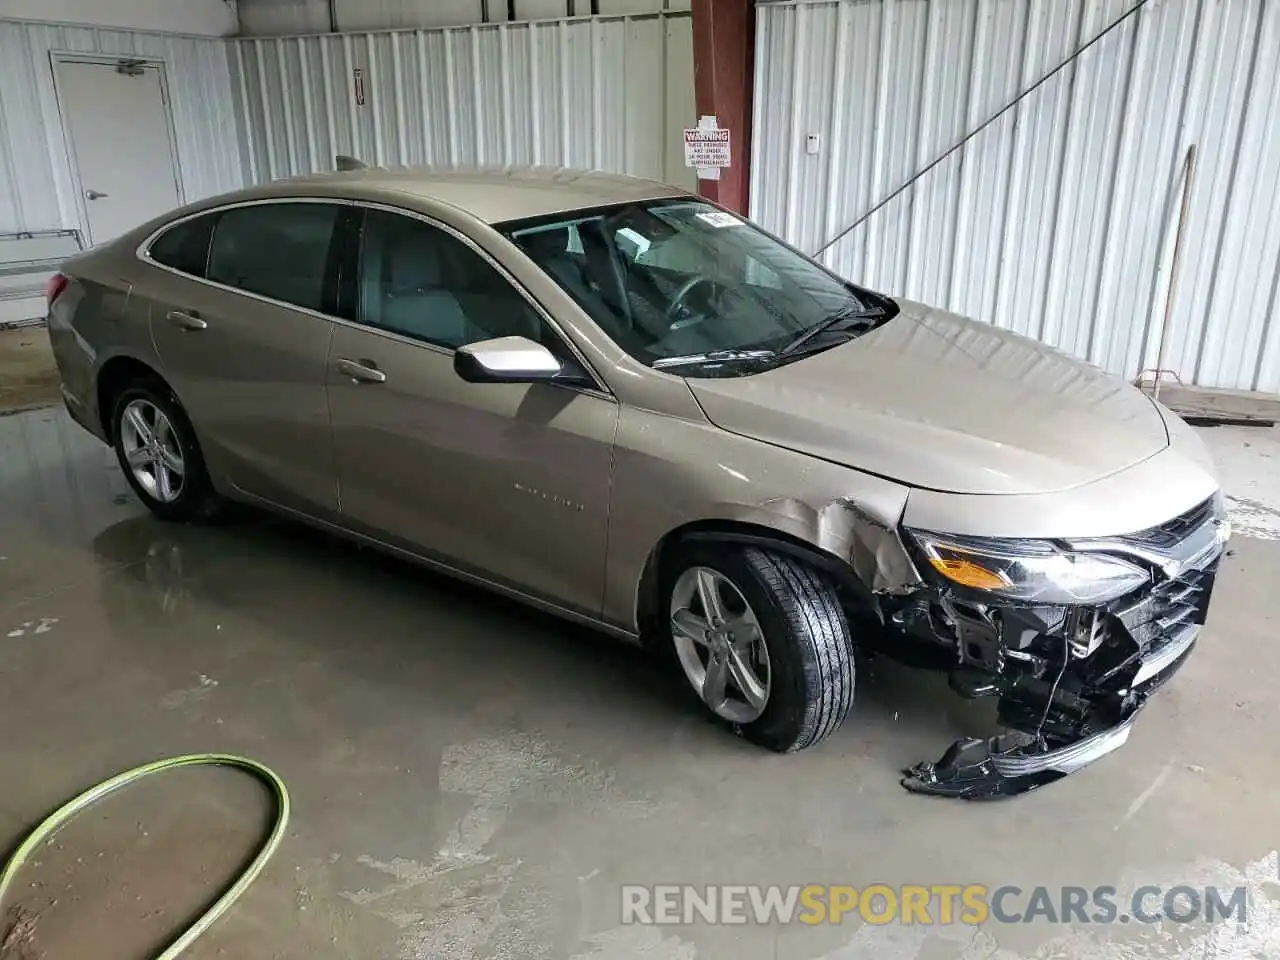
[665,275,720,320]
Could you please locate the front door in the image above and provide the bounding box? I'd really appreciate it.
[54,59,182,245]
[327,208,618,617]
[143,200,343,515]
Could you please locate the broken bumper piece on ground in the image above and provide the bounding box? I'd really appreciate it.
[901,626,1200,800]
[900,713,1141,800]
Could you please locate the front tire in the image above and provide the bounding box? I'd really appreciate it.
[111,380,224,524]
[663,543,855,752]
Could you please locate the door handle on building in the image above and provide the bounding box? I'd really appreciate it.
[336,358,387,384]
[84,189,109,200]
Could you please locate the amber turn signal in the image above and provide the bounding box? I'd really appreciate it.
[927,555,1011,591]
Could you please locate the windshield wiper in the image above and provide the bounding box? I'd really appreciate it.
[652,349,777,370]
[780,304,887,356]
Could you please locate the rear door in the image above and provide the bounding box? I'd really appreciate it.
[142,200,344,516]
[326,206,618,616]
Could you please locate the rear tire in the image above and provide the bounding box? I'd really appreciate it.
[110,379,224,524]
[661,542,855,752]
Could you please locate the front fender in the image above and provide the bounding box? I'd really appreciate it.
[603,407,919,632]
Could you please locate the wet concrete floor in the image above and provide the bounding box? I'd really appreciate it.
[0,328,60,417]
[1,404,1279,959]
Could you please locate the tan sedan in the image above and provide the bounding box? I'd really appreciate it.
[47,167,1229,797]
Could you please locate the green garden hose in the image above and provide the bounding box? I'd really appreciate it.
[0,754,289,959]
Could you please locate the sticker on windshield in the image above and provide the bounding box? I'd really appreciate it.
[696,211,742,229]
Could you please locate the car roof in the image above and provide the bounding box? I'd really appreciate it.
[284,165,692,224]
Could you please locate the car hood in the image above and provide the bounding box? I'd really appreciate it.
[686,300,1170,495]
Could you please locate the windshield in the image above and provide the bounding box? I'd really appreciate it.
[500,200,892,374]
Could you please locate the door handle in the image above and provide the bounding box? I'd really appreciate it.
[336,358,386,384]
[166,309,207,331]
[85,189,109,200]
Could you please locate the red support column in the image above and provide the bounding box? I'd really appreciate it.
[690,0,755,215]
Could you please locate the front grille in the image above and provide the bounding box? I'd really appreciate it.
[1112,562,1216,652]
[1078,561,1215,692]
[1120,496,1216,549]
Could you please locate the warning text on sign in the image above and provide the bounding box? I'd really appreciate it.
[683,128,731,169]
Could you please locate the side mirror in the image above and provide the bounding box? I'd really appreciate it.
[454,336,566,384]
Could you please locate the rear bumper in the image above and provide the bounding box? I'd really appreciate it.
[62,384,106,443]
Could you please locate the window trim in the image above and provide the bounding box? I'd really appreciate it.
[145,210,218,278]
[136,196,356,325]
[202,198,346,316]
[136,196,613,400]
[341,200,613,399]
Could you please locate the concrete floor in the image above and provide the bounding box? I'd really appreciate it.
[0,327,59,416]
[2,405,1279,960]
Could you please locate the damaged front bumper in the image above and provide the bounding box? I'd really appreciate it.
[881,497,1226,800]
[901,623,1197,799]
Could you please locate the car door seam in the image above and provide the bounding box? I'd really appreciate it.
[597,403,623,621]
[322,320,342,513]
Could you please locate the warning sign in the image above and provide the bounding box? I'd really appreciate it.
[683,128,731,169]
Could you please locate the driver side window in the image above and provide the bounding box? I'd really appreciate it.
[357,209,552,351]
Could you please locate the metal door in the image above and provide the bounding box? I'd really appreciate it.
[54,59,182,245]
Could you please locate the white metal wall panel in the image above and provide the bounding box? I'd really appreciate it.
[0,0,239,37]
[235,0,696,35]
[337,0,486,31]
[237,0,331,36]
[230,12,697,190]
[598,0,693,12]
[0,20,245,236]
[752,0,1280,394]
[515,1,573,19]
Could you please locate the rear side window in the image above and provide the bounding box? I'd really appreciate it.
[207,202,340,312]
[148,214,217,277]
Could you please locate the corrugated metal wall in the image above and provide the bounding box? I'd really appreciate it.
[0,20,245,236]
[229,12,697,190]
[0,0,239,37]
[236,0,693,37]
[752,0,1280,394]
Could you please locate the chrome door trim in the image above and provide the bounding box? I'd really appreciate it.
[135,197,358,328]
[136,195,357,262]
[134,196,616,402]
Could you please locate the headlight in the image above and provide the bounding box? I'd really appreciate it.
[907,530,1150,604]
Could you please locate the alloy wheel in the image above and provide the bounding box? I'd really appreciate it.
[119,398,185,504]
[669,566,771,723]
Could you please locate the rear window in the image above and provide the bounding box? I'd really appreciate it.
[148,214,217,277]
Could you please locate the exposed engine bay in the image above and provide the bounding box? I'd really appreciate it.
[856,495,1229,799]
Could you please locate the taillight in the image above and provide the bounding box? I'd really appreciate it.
[46,272,69,307]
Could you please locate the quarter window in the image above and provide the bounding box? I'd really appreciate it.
[357,209,551,351]
[207,203,340,312]
[148,214,217,277]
